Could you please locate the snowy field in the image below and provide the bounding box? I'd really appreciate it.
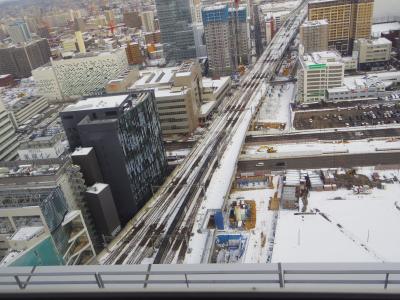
[272,168,400,263]
[257,82,295,126]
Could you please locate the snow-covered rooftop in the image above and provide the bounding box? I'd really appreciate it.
[10,226,44,241]
[86,183,109,194]
[63,94,130,112]
[301,19,328,27]
[200,101,217,117]
[372,22,400,37]
[131,67,177,89]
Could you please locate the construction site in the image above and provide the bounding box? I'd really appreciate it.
[203,159,400,265]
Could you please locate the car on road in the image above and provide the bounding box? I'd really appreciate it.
[256,162,264,167]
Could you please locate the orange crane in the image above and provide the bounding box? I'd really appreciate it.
[107,20,125,35]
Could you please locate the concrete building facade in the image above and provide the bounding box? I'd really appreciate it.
[300,19,329,54]
[353,37,392,70]
[130,61,203,136]
[0,39,51,79]
[17,134,66,160]
[7,95,49,128]
[7,21,31,44]
[123,11,142,28]
[0,101,19,161]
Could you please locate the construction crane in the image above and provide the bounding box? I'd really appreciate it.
[107,20,126,35]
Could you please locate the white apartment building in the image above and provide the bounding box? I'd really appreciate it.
[353,38,392,69]
[0,101,19,161]
[33,49,128,100]
[297,51,345,103]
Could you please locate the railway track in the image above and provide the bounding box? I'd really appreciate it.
[100,0,308,265]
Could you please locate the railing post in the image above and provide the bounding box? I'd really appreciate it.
[278,263,285,288]
[185,273,189,288]
[144,264,152,288]
[23,265,37,289]
[384,273,389,289]
[14,275,24,290]
[94,273,104,289]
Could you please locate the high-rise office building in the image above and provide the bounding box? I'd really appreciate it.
[155,0,197,62]
[7,20,31,44]
[0,39,51,78]
[202,4,250,76]
[60,92,167,225]
[229,6,251,66]
[202,5,232,76]
[141,11,155,32]
[308,0,374,55]
[300,19,329,54]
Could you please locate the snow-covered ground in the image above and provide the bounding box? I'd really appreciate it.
[272,168,400,263]
[257,82,295,127]
[166,149,191,157]
[242,138,400,159]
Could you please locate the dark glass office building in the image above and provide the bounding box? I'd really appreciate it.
[60,92,167,225]
[155,0,197,63]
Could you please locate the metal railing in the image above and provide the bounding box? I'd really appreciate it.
[1,263,400,292]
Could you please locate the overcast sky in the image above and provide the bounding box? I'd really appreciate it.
[374,0,400,21]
